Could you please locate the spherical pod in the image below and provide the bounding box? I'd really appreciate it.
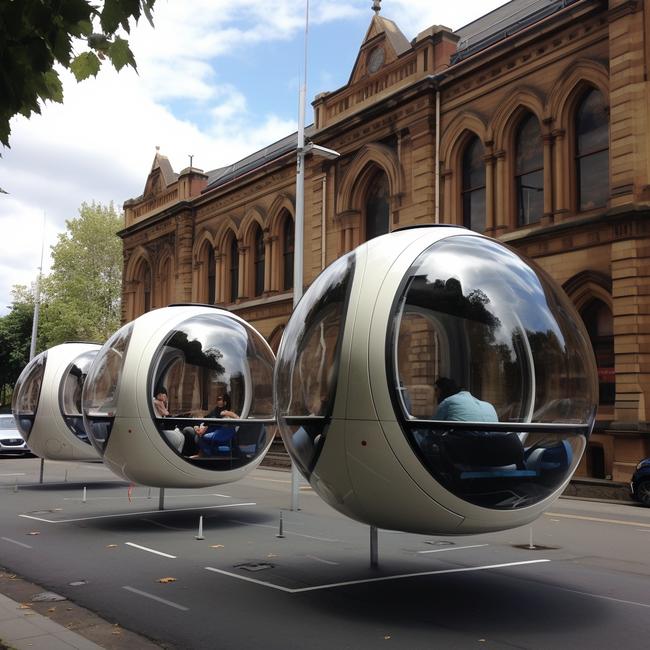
[274,226,598,535]
[82,305,276,488]
[12,343,102,461]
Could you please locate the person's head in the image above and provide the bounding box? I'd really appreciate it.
[434,377,459,402]
[155,387,168,402]
[214,393,231,411]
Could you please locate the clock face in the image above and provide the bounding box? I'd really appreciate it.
[367,47,385,74]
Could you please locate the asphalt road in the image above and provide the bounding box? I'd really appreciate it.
[1,456,650,649]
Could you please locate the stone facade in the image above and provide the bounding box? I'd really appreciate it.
[119,0,650,482]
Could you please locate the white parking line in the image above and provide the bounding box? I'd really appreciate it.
[305,555,340,565]
[205,559,550,593]
[19,502,256,523]
[551,585,650,609]
[417,544,488,554]
[228,518,340,542]
[1,537,32,549]
[0,473,26,477]
[545,511,650,529]
[125,542,176,559]
[122,586,188,611]
[63,492,232,501]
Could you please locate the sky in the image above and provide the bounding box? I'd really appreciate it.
[0,0,509,316]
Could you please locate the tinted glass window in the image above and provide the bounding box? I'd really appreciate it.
[389,235,597,509]
[275,252,356,477]
[365,173,390,241]
[60,349,98,444]
[12,352,47,439]
[516,114,544,225]
[462,136,486,233]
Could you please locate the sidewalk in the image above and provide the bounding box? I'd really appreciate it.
[0,571,163,650]
[0,591,104,650]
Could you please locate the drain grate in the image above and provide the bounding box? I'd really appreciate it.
[234,562,274,572]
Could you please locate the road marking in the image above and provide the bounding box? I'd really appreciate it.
[63,492,232,501]
[125,542,176,559]
[122,586,188,611]
[305,555,340,565]
[1,537,32,549]
[551,585,650,609]
[417,544,488,554]
[228,519,340,542]
[545,511,650,529]
[0,473,26,477]
[205,559,550,593]
[19,502,256,523]
[250,477,290,484]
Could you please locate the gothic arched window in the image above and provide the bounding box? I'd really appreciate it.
[253,225,265,297]
[364,171,390,241]
[143,263,151,313]
[462,136,486,232]
[515,113,544,226]
[282,215,294,291]
[576,88,609,212]
[581,298,614,406]
[207,247,215,304]
[228,234,239,303]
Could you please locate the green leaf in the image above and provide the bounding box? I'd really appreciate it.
[107,37,136,72]
[42,71,64,104]
[70,51,101,81]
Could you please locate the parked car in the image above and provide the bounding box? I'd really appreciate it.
[0,414,30,456]
[631,458,650,507]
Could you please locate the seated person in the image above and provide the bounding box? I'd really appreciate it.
[183,393,239,458]
[433,377,498,422]
[153,387,170,417]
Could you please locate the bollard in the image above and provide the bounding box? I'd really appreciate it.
[13,484,18,493]
[64,470,68,483]
[82,486,87,503]
[147,487,152,499]
[528,526,535,550]
[276,511,285,538]
[195,516,205,540]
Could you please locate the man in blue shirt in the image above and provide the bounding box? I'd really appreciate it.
[434,377,498,422]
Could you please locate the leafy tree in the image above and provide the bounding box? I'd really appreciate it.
[0,0,156,148]
[0,286,34,407]
[39,201,123,347]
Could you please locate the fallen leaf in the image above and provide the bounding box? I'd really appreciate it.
[157,577,176,583]
[19,603,32,609]
[210,544,224,549]
[27,531,40,536]
[267,553,278,558]
[48,607,56,612]
[112,629,122,635]
[106,544,118,548]
[384,635,391,640]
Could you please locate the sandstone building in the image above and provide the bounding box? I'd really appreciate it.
[119,0,650,482]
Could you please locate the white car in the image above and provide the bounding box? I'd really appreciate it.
[0,414,30,456]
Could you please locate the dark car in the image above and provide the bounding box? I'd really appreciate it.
[631,458,650,507]
[0,414,30,456]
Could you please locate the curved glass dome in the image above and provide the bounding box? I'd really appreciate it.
[12,352,48,440]
[388,235,598,510]
[82,323,134,454]
[149,312,276,471]
[275,251,356,478]
[59,349,98,445]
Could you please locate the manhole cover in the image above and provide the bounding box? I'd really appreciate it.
[68,580,88,586]
[234,562,274,572]
[32,592,66,602]
[512,544,559,551]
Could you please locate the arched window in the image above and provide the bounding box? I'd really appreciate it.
[364,171,390,241]
[576,88,609,212]
[207,247,215,304]
[228,235,239,303]
[282,215,294,291]
[253,225,265,297]
[515,113,544,226]
[581,299,614,406]
[143,263,151,313]
[462,136,486,232]
[160,257,172,307]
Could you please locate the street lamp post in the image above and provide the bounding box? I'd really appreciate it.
[290,0,340,511]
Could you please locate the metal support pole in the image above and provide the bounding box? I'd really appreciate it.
[39,458,44,484]
[370,525,378,568]
[158,487,165,511]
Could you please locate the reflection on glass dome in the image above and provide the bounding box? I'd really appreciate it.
[389,235,597,509]
[149,313,276,471]
[59,349,98,444]
[82,322,134,453]
[275,252,356,477]
[12,352,48,440]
